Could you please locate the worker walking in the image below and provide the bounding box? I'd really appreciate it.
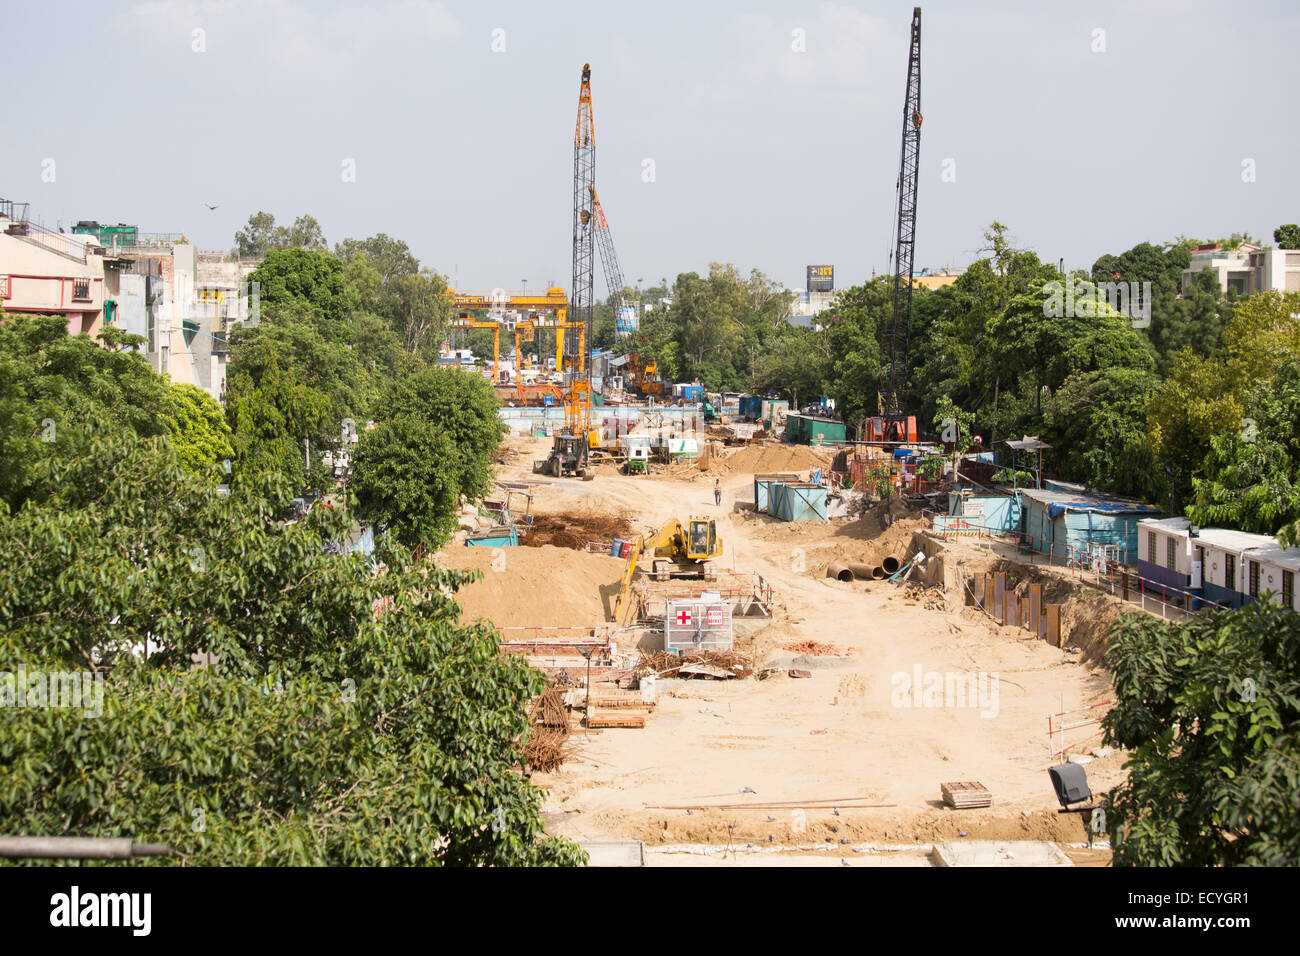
[714,479,722,507]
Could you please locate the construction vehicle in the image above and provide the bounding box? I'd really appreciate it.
[624,445,649,474]
[611,516,724,626]
[533,432,590,478]
[623,350,665,397]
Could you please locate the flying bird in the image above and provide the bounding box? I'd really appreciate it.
[204,202,219,210]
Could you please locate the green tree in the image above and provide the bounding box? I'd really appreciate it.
[335,233,420,284]
[270,214,328,252]
[1147,349,1242,511]
[234,210,278,258]
[388,269,453,354]
[168,382,234,479]
[0,315,173,512]
[1043,366,1160,499]
[0,424,583,866]
[1101,601,1300,866]
[247,249,356,329]
[1187,359,1300,535]
[1273,224,1300,250]
[367,367,503,502]
[349,415,461,551]
[226,349,330,493]
[821,279,888,427]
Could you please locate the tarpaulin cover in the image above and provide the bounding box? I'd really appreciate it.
[1045,501,1161,519]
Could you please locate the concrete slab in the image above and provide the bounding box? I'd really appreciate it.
[581,840,646,867]
[931,840,1073,867]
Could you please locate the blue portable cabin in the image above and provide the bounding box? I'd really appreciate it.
[753,472,800,513]
[937,488,1021,536]
[1017,487,1161,564]
[773,482,828,522]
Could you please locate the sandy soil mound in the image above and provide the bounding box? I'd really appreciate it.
[710,443,833,476]
[435,544,625,627]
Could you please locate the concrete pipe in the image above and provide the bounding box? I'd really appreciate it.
[882,556,901,576]
[827,562,855,583]
[845,562,875,580]
[871,566,885,580]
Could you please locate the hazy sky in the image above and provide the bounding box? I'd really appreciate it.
[6,0,1298,292]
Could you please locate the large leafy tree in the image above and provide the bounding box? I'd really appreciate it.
[820,279,888,427]
[247,248,356,330]
[168,382,234,479]
[233,210,278,258]
[1274,224,1300,250]
[1188,358,1300,535]
[225,349,330,493]
[349,416,461,551]
[1147,350,1242,511]
[234,211,328,258]
[364,367,503,503]
[0,425,583,865]
[1043,366,1161,500]
[1102,601,1300,866]
[0,315,172,512]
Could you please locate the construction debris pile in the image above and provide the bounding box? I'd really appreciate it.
[524,686,575,773]
[521,510,634,550]
[634,649,755,681]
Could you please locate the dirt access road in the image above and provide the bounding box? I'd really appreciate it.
[492,438,1121,856]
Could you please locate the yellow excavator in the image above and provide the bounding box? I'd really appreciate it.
[611,517,723,627]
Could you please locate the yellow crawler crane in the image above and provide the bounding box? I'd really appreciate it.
[611,517,723,627]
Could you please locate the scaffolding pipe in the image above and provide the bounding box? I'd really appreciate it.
[0,837,174,859]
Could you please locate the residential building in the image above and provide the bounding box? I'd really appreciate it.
[1181,242,1300,296]
[2,198,259,404]
[1,199,107,336]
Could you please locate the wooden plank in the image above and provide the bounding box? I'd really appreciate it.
[586,712,646,729]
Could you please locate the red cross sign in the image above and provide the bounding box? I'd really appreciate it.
[675,608,693,626]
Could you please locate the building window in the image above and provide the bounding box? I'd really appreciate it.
[72,278,91,301]
[1147,531,1156,563]
[1166,537,1177,571]
[1249,561,1260,598]
[1284,571,1295,609]
[1225,554,1236,591]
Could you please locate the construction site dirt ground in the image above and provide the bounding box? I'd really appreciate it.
[468,437,1125,864]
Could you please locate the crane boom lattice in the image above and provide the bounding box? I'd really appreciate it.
[884,7,922,420]
[570,63,596,368]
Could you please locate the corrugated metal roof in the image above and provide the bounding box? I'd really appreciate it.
[1019,487,1160,515]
